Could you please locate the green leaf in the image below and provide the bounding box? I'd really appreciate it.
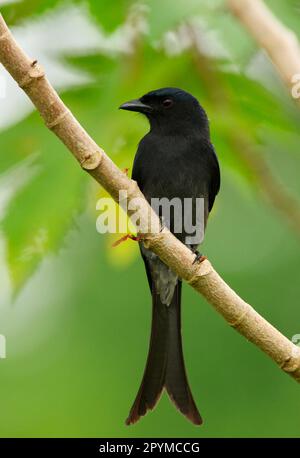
[0,0,63,25]
[84,0,133,32]
[145,0,219,40]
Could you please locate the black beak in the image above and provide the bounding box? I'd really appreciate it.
[119,99,152,114]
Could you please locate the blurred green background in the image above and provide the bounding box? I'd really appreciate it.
[0,0,300,438]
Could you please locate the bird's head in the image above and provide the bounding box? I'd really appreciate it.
[119,87,209,136]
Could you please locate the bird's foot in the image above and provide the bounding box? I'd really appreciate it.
[122,167,130,176]
[192,250,207,265]
[112,233,143,247]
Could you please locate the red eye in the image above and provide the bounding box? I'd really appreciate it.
[162,98,173,108]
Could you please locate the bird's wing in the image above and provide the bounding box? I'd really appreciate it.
[208,143,221,212]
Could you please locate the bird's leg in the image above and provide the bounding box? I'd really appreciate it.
[112,233,144,247]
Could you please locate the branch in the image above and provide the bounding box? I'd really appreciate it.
[227,0,300,101]
[0,13,300,381]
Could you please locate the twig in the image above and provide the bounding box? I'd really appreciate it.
[227,0,300,102]
[0,14,300,381]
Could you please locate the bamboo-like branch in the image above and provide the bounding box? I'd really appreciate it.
[227,0,300,102]
[0,13,300,381]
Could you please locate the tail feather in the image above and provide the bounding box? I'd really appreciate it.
[165,283,202,425]
[125,297,168,424]
[126,281,202,426]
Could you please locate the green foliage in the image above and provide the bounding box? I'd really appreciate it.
[1,0,63,25]
[0,112,88,292]
[145,0,216,39]
[1,0,300,292]
[1,0,300,439]
[84,0,133,32]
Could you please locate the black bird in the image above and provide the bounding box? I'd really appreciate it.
[119,87,220,425]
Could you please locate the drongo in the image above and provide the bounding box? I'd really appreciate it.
[120,88,220,425]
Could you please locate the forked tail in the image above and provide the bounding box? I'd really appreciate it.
[126,282,202,426]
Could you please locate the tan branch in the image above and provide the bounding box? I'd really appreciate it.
[227,0,300,101]
[1,14,300,381]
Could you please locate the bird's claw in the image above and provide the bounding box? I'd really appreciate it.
[192,250,207,265]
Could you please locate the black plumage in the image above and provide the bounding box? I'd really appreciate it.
[120,87,220,425]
